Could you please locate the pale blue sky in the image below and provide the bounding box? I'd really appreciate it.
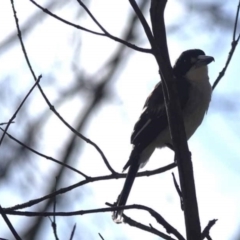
[0,0,240,240]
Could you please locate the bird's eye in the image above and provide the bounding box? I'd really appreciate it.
[191,57,197,63]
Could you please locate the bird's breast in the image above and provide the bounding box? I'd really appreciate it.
[139,76,212,157]
[183,78,212,139]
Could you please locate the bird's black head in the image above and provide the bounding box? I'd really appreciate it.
[173,49,214,78]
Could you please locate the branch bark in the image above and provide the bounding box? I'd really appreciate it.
[129,0,201,238]
[149,1,201,239]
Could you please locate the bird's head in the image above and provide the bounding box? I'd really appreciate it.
[173,49,214,82]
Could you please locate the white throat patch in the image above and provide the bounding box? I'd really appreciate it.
[186,65,209,83]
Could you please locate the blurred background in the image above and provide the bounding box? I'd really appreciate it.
[0,0,240,239]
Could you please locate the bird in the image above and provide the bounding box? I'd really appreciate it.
[112,49,214,222]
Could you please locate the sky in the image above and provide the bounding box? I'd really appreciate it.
[0,0,240,240]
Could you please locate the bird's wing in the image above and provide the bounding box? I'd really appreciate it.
[123,79,190,171]
[113,79,190,220]
[131,82,167,148]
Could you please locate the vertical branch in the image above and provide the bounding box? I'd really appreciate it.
[129,1,201,238]
[149,1,201,240]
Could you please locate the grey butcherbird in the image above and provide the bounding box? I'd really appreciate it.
[112,49,214,222]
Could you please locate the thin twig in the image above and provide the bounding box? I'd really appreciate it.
[31,0,104,36]
[5,163,175,211]
[38,82,117,174]
[11,0,116,175]
[10,0,37,80]
[233,0,240,41]
[212,35,240,90]
[212,0,240,90]
[51,177,59,240]
[76,0,108,33]
[201,219,217,240]
[128,205,184,240]
[69,224,76,240]
[4,206,121,216]
[0,205,22,240]
[172,173,184,210]
[0,76,41,146]
[0,127,89,178]
[50,219,59,240]
[123,214,176,240]
[107,203,184,240]
[0,122,15,126]
[4,205,181,240]
[141,162,176,176]
[129,0,155,47]
[30,0,152,54]
[98,233,104,240]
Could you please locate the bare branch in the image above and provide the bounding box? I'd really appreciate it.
[4,204,183,240]
[50,219,59,240]
[212,34,240,90]
[212,0,240,90]
[98,233,104,240]
[0,127,89,178]
[139,163,176,176]
[125,204,184,240]
[233,0,240,41]
[0,205,22,240]
[38,82,117,174]
[69,224,76,240]
[0,127,88,179]
[31,0,104,36]
[0,122,15,126]
[129,0,155,47]
[107,203,184,240]
[0,76,41,146]
[10,0,37,80]
[4,205,121,216]
[5,163,175,211]
[11,0,116,174]
[150,1,201,239]
[51,178,59,240]
[201,219,218,240]
[172,173,183,210]
[30,0,152,54]
[123,214,176,240]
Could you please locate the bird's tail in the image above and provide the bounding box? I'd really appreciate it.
[112,160,140,222]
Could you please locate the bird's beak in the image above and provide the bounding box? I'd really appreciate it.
[195,55,215,68]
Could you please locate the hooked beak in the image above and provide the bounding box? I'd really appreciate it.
[195,55,215,68]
